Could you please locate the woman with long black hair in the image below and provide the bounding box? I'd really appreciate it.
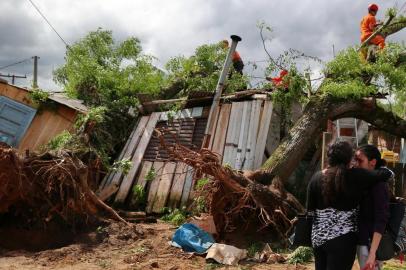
[307,141,392,270]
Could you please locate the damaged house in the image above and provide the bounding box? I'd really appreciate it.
[0,80,87,152]
[98,90,303,213]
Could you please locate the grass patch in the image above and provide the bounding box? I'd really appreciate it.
[160,208,188,226]
[287,246,313,264]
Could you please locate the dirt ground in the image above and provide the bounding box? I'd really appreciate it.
[0,222,403,270]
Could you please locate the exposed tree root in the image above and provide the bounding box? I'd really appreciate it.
[0,145,127,228]
[156,129,304,242]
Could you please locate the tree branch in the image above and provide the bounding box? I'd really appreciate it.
[381,16,406,37]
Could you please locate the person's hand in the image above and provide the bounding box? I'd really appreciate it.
[364,253,376,270]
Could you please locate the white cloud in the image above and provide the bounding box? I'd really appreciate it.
[0,0,403,91]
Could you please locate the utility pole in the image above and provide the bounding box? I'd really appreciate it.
[32,56,39,88]
[0,73,27,84]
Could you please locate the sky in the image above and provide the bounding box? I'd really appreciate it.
[0,0,404,91]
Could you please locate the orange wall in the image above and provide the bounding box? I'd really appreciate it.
[0,83,79,152]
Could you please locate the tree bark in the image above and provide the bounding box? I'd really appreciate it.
[260,96,406,182]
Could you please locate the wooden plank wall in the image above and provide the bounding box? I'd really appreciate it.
[125,160,194,213]
[115,112,161,203]
[0,83,79,152]
[253,100,273,168]
[99,107,207,211]
[221,100,274,170]
[99,100,277,212]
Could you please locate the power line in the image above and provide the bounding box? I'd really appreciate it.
[0,58,31,70]
[27,0,70,48]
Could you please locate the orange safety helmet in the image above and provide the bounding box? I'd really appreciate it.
[368,3,379,12]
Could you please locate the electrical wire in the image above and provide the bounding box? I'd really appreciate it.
[399,1,406,13]
[27,0,70,48]
[0,58,32,70]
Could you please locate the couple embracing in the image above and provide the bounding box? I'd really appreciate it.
[307,141,394,270]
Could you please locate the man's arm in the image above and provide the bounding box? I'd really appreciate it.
[365,232,382,269]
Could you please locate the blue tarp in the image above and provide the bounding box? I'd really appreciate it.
[171,223,215,253]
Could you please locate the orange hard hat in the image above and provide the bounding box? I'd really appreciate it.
[368,4,378,12]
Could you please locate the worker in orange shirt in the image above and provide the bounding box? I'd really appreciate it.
[360,4,386,59]
[222,40,244,75]
[266,69,289,91]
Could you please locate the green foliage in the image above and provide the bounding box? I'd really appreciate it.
[145,167,156,182]
[247,242,264,257]
[166,102,183,122]
[53,28,164,103]
[269,67,308,107]
[257,21,317,110]
[322,44,406,115]
[111,158,132,175]
[53,28,164,164]
[165,42,248,96]
[386,7,397,18]
[382,261,404,270]
[196,178,210,190]
[75,106,107,129]
[160,208,188,226]
[73,106,114,163]
[193,196,207,214]
[46,130,73,150]
[28,88,58,112]
[287,246,313,264]
[29,88,50,103]
[321,79,375,99]
[130,184,146,208]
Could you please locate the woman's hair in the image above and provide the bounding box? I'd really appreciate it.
[357,144,386,168]
[322,141,353,205]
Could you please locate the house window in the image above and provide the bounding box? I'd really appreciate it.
[0,96,36,147]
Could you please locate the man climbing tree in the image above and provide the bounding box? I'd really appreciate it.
[360,4,386,60]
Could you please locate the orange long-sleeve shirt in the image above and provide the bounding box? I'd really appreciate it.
[232,51,242,62]
[360,14,377,42]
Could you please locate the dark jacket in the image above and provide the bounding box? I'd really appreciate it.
[358,181,390,245]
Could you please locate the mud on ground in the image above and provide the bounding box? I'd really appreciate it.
[0,222,403,270]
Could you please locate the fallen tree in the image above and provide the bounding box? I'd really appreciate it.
[155,10,406,240]
[0,145,127,229]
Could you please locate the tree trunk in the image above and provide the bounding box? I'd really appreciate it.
[260,96,406,183]
[261,97,331,181]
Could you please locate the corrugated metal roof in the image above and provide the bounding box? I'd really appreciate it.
[48,93,88,113]
[0,82,88,113]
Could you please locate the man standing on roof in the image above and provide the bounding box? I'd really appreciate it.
[222,40,244,75]
[360,4,386,59]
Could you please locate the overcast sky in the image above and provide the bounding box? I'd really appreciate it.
[0,0,404,91]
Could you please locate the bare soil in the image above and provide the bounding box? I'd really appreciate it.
[0,222,403,270]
